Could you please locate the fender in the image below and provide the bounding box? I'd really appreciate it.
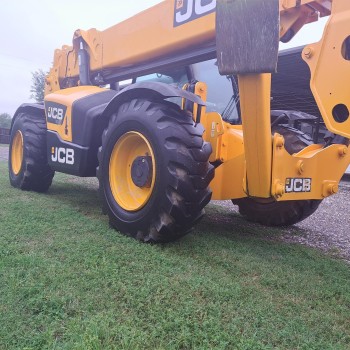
[101,81,205,120]
[11,103,45,131]
[67,81,205,148]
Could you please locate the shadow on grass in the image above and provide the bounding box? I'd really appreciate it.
[48,172,309,246]
[47,175,103,220]
[205,204,308,239]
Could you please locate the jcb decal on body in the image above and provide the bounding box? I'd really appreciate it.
[45,102,67,125]
[174,0,216,27]
[285,178,311,193]
[51,147,75,165]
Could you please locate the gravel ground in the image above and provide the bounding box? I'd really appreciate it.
[213,182,350,263]
[1,144,349,262]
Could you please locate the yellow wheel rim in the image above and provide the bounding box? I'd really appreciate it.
[109,131,156,211]
[11,130,24,175]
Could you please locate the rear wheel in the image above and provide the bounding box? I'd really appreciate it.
[9,112,54,192]
[233,125,322,226]
[97,98,214,242]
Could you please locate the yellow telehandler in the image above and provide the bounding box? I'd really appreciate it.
[8,0,350,242]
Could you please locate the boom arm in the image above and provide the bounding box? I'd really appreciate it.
[45,0,332,94]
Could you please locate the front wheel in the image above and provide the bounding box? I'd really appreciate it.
[97,98,214,242]
[9,112,54,192]
[233,125,322,226]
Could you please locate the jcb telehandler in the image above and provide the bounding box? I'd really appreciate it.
[9,0,350,242]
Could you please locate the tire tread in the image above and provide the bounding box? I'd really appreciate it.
[97,99,213,242]
[9,112,54,192]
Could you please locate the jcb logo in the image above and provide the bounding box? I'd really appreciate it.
[45,102,67,125]
[51,147,75,165]
[48,107,64,121]
[285,178,311,193]
[174,0,216,27]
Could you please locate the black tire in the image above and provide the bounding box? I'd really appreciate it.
[272,124,313,154]
[233,125,322,226]
[97,98,214,242]
[9,112,54,192]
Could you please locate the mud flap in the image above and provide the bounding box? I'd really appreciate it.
[216,0,280,75]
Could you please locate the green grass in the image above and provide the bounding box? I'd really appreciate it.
[0,159,349,350]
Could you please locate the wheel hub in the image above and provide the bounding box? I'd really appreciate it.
[11,130,24,175]
[131,156,153,188]
[109,131,156,212]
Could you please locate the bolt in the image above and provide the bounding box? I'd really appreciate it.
[327,183,339,195]
[297,160,304,174]
[304,47,313,59]
[275,135,285,148]
[322,181,339,198]
[275,182,285,198]
[338,146,348,157]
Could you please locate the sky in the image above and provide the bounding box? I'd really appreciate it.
[0,0,328,116]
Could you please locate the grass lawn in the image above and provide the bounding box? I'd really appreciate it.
[0,159,349,349]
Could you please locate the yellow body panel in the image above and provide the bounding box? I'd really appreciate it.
[101,3,215,70]
[44,86,107,142]
[271,136,350,200]
[201,112,225,163]
[303,0,350,138]
[205,117,350,201]
[208,124,247,200]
